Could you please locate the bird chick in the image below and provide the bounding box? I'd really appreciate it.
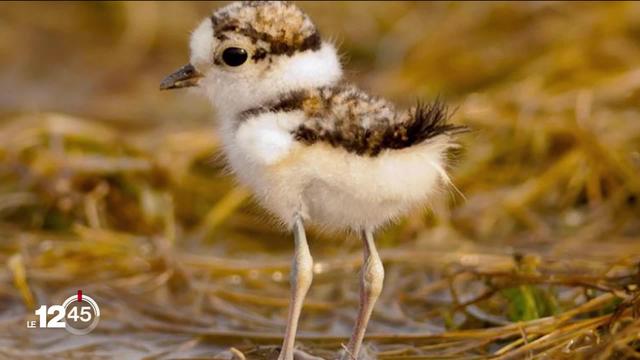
[161,2,467,359]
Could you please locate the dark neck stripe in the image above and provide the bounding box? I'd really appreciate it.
[238,90,307,122]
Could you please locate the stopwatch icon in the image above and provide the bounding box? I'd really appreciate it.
[60,290,100,335]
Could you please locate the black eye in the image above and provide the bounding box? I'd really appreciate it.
[222,47,248,67]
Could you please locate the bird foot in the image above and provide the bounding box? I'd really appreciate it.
[275,347,326,360]
[292,349,325,360]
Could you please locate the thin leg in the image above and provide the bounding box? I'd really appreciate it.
[341,230,384,360]
[278,215,314,360]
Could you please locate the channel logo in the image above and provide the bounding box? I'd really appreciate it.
[26,290,100,335]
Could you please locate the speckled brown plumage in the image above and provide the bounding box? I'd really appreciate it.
[211,1,321,57]
[240,85,468,156]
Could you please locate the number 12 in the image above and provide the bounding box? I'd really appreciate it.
[34,305,65,328]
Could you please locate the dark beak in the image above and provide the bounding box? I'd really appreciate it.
[159,64,203,90]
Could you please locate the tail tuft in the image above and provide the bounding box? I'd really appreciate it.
[378,99,469,153]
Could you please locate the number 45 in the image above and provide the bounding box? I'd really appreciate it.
[67,306,92,322]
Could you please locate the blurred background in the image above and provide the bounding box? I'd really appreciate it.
[0,2,639,359]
